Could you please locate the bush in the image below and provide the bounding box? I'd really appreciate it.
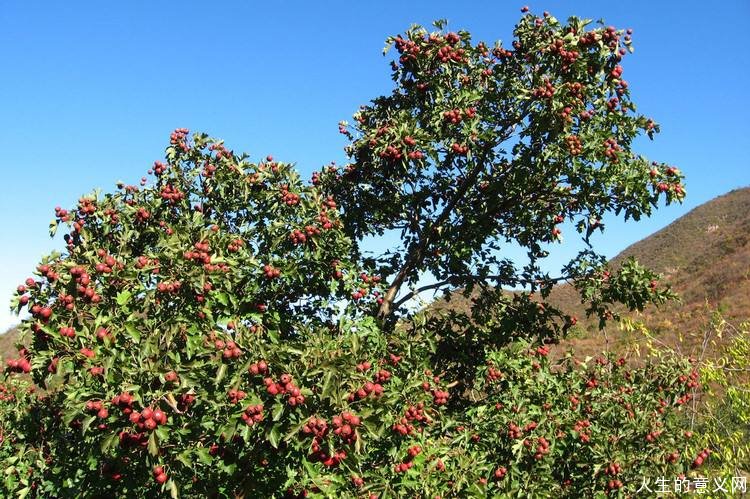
[2,8,701,498]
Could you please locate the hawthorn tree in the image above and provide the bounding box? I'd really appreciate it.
[2,8,703,498]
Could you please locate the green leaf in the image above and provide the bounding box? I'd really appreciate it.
[148,432,159,456]
[272,402,284,422]
[125,323,141,343]
[267,424,281,448]
[196,447,213,465]
[215,363,227,384]
[100,432,119,454]
[215,292,229,306]
[116,290,132,306]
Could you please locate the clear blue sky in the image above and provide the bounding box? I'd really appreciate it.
[1,1,748,331]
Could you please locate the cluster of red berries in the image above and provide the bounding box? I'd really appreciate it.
[549,39,580,68]
[152,465,168,485]
[372,368,391,384]
[112,392,134,414]
[70,266,102,304]
[601,26,623,53]
[289,228,309,245]
[227,238,244,252]
[94,250,120,274]
[606,96,622,113]
[535,345,551,357]
[436,43,466,63]
[279,185,300,206]
[494,466,507,480]
[574,419,592,443]
[394,445,422,473]
[30,304,53,322]
[348,378,385,402]
[227,389,247,404]
[129,406,168,431]
[332,412,361,445]
[524,436,550,460]
[134,255,159,271]
[59,326,76,338]
[263,264,281,279]
[77,197,97,217]
[533,80,555,99]
[202,161,217,177]
[214,339,242,360]
[85,399,109,419]
[393,403,430,436]
[241,404,264,426]
[170,128,190,152]
[302,417,329,438]
[432,388,449,406]
[394,35,422,65]
[606,478,623,491]
[691,448,711,469]
[54,206,71,222]
[379,144,404,162]
[264,374,305,406]
[486,365,503,383]
[156,280,182,294]
[135,207,151,222]
[160,183,185,204]
[644,429,662,442]
[36,264,60,282]
[442,107,475,124]
[0,384,17,402]
[310,447,347,468]
[450,143,469,156]
[5,350,31,373]
[207,141,230,159]
[317,210,335,230]
[184,241,211,264]
[248,359,269,376]
[678,370,700,389]
[565,135,582,156]
[150,160,167,176]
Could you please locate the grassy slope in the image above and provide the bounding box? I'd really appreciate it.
[552,186,750,357]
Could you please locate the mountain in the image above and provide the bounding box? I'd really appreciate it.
[425,187,750,357]
[544,186,750,357]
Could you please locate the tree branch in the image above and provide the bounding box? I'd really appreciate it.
[392,274,572,311]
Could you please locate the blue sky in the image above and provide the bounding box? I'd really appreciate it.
[1,1,748,331]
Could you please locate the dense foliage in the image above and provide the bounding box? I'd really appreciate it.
[0,8,714,498]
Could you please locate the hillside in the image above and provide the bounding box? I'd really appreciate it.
[608,186,750,327]
[426,187,750,357]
